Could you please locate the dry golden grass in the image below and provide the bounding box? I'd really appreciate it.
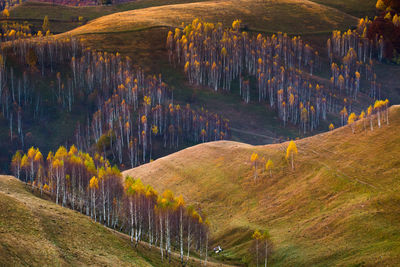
[62,0,358,36]
[124,105,400,266]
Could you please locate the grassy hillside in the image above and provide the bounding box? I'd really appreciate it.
[0,175,224,266]
[63,0,358,36]
[309,0,377,17]
[124,105,400,266]
[7,0,208,33]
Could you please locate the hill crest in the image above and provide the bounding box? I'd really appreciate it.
[123,105,400,266]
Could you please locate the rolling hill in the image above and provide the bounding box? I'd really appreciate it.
[62,0,359,36]
[124,105,400,266]
[0,175,226,266]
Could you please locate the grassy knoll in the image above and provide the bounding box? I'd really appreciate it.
[8,0,208,33]
[309,0,377,18]
[124,105,400,266]
[0,175,229,266]
[62,0,358,36]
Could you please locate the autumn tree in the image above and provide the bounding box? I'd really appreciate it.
[252,230,262,267]
[348,112,357,133]
[27,146,37,185]
[359,110,366,131]
[89,176,99,222]
[42,16,50,33]
[286,140,298,170]
[384,99,390,124]
[251,152,259,181]
[367,105,374,131]
[265,159,273,178]
[176,195,185,264]
[374,100,384,128]
[376,0,386,10]
[2,9,9,19]
[11,151,22,179]
[262,230,271,267]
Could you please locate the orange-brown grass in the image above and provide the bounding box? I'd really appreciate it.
[62,0,358,37]
[124,105,400,266]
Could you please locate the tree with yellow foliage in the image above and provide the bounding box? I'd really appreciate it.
[43,183,50,192]
[27,147,37,185]
[42,16,50,33]
[161,189,175,261]
[21,154,29,182]
[286,140,298,170]
[374,100,384,128]
[252,230,262,267]
[176,195,185,264]
[155,195,167,261]
[384,99,390,124]
[329,123,334,131]
[359,110,366,131]
[265,159,274,178]
[251,152,259,180]
[2,9,9,19]
[145,185,157,247]
[367,105,374,131]
[89,176,99,221]
[34,150,43,190]
[232,19,241,32]
[348,112,357,133]
[376,0,387,10]
[262,230,271,267]
[11,151,22,179]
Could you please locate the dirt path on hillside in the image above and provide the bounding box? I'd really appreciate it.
[230,127,282,143]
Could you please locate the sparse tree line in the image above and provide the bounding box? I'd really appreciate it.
[166,19,378,134]
[0,21,36,41]
[250,140,297,182]
[0,35,229,169]
[0,12,51,41]
[346,99,390,133]
[11,145,211,265]
[252,229,271,267]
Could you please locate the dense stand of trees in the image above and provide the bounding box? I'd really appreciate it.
[167,19,393,134]
[328,19,383,100]
[167,19,375,134]
[11,145,210,264]
[0,21,38,41]
[0,36,229,170]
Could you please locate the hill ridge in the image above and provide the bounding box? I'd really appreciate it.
[60,0,358,36]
